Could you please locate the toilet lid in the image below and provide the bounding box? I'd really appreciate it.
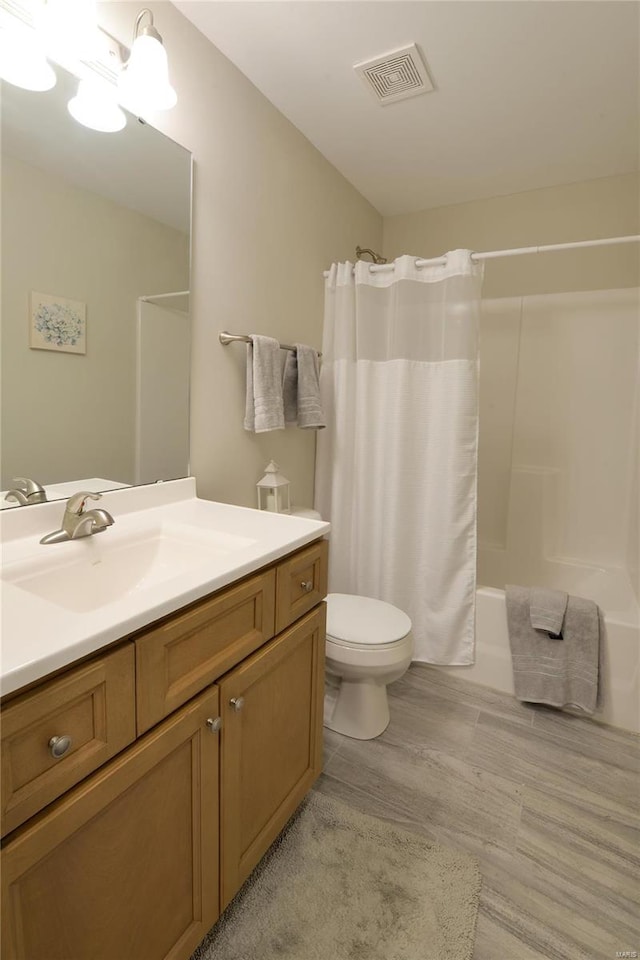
[326,593,412,646]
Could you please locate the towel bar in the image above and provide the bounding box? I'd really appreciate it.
[219,331,322,357]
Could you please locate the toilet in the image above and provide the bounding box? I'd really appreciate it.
[324,593,413,740]
[291,508,414,740]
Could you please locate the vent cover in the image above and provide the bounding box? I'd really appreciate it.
[354,44,433,105]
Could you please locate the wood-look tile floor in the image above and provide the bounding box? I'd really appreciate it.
[314,665,640,960]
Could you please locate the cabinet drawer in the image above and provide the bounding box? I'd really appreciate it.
[1,644,135,838]
[136,569,276,734]
[275,539,328,633]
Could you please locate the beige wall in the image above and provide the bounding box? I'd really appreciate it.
[383,173,640,298]
[1,154,189,489]
[98,2,382,510]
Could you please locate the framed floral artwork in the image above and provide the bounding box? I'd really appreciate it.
[29,292,86,354]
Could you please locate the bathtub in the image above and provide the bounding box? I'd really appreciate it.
[436,554,640,734]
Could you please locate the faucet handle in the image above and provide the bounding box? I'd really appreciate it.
[66,491,101,516]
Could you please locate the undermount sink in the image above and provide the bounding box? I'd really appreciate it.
[4,524,257,613]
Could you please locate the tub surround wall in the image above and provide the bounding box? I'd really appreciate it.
[478,288,639,598]
[96,1,382,512]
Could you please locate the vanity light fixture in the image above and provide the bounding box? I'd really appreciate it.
[0,22,56,91]
[0,0,177,132]
[68,77,126,133]
[118,8,177,116]
[39,0,99,63]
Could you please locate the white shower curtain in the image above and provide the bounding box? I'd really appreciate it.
[315,252,484,664]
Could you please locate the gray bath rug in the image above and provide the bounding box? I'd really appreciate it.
[192,791,481,960]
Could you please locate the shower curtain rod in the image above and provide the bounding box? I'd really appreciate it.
[322,234,640,277]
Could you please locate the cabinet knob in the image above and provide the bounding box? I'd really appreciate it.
[229,696,245,712]
[48,735,72,759]
[300,580,313,593]
[206,717,222,733]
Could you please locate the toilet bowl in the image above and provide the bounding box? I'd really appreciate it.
[290,508,413,740]
[324,593,413,740]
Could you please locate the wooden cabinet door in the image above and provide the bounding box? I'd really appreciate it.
[1,686,221,960]
[219,604,326,908]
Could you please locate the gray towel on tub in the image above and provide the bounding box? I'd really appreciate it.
[243,335,285,433]
[506,585,601,715]
[295,343,325,429]
[530,586,568,635]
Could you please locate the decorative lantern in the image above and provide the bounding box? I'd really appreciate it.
[257,461,291,514]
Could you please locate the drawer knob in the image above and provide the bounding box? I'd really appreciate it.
[206,717,222,733]
[300,580,313,593]
[230,696,245,712]
[48,735,72,759]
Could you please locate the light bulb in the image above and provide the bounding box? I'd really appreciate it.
[0,26,56,92]
[118,33,177,114]
[68,78,126,133]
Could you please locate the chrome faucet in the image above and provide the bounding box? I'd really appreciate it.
[40,492,115,545]
[5,477,47,506]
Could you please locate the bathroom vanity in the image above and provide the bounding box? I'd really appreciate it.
[0,481,329,960]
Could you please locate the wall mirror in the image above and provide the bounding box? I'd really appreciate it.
[1,60,192,508]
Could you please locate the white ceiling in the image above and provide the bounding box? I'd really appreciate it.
[175,0,639,216]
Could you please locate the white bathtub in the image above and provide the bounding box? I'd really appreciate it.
[436,559,640,734]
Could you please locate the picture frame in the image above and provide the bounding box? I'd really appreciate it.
[29,291,86,355]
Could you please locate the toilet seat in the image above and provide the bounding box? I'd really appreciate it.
[326,633,409,651]
[325,632,414,669]
[326,593,412,648]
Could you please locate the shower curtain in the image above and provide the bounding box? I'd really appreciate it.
[315,252,484,664]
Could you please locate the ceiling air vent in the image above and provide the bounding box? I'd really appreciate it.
[354,44,433,105]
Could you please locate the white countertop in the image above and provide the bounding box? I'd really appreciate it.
[0,479,329,698]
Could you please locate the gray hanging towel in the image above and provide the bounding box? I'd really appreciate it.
[295,343,325,429]
[506,585,601,715]
[243,335,285,433]
[282,349,298,427]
